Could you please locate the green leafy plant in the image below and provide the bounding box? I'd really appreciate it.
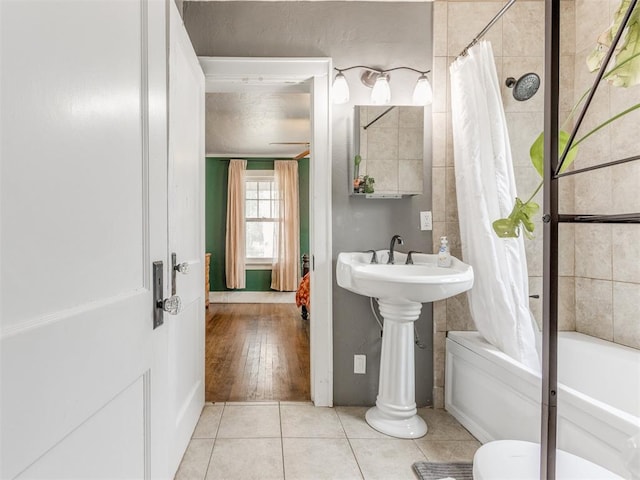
[493,1,640,239]
[363,175,375,194]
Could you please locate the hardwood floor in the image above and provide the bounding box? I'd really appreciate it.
[205,303,310,402]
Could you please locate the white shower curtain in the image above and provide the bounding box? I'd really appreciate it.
[449,41,539,371]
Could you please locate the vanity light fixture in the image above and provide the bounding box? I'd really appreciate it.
[332,65,432,106]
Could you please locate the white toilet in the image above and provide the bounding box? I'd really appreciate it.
[473,440,623,480]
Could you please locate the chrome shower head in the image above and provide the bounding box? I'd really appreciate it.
[505,73,540,101]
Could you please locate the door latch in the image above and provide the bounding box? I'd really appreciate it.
[153,260,183,329]
[171,252,190,296]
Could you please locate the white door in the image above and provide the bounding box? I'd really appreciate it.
[166,3,206,474]
[1,1,168,478]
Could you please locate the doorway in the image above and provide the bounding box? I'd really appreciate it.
[199,57,333,406]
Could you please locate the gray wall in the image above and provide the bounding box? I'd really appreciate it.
[184,1,434,406]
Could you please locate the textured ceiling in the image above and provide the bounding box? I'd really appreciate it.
[206,92,311,157]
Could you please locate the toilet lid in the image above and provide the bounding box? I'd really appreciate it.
[473,440,623,480]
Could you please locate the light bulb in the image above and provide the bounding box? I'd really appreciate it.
[332,72,350,104]
[412,74,433,105]
[371,73,391,105]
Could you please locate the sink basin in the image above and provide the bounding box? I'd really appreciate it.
[336,250,474,303]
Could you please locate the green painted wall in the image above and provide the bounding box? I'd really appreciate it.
[205,157,310,291]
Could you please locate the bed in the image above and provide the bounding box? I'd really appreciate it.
[295,253,310,319]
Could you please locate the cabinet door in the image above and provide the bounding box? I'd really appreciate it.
[353,106,424,196]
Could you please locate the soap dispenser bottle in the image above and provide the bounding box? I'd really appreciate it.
[437,236,451,267]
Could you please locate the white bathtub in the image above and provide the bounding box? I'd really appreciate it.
[445,331,640,477]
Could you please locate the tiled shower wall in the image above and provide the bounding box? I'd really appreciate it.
[571,0,640,349]
[431,0,640,407]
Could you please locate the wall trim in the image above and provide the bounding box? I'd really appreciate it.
[199,57,333,406]
[209,291,296,304]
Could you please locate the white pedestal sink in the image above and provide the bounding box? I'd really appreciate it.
[336,250,474,439]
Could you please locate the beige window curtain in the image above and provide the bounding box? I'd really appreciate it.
[271,160,300,291]
[225,159,246,289]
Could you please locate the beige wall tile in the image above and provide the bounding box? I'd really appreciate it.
[574,224,612,280]
[433,300,447,332]
[432,56,448,114]
[444,221,462,258]
[560,56,575,112]
[560,1,576,56]
[524,227,543,277]
[559,224,575,277]
[432,112,447,167]
[612,162,640,214]
[575,277,613,340]
[612,225,640,283]
[433,386,444,409]
[432,170,446,222]
[574,169,613,215]
[433,2,448,57]
[575,0,611,50]
[609,108,640,160]
[559,276,577,331]
[559,174,575,213]
[446,293,475,331]
[529,276,543,329]
[445,166,458,222]
[613,282,640,349]
[434,332,446,387]
[502,2,544,58]
[447,3,504,57]
[446,111,455,166]
[505,112,544,167]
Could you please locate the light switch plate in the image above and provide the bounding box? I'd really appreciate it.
[420,211,433,231]
[354,354,366,374]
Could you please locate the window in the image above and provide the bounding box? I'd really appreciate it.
[245,170,279,268]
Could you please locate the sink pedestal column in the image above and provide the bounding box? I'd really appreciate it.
[365,298,427,439]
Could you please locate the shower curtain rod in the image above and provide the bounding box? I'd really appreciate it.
[457,0,517,58]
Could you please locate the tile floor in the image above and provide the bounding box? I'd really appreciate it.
[175,402,481,480]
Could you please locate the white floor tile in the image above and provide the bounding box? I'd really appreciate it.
[349,438,427,480]
[217,404,281,438]
[205,438,284,480]
[335,407,390,439]
[414,439,480,463]
[281,404,346,438]
[192,405,224,439]
[174,439,214,480]
[283,438,362,480]
[416,407,476,441]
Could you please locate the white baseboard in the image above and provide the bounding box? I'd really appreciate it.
[209,291,296,304]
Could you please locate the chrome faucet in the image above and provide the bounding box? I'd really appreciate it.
[405,250,422,264]
[364,249,378,264]
[387,235,404,264]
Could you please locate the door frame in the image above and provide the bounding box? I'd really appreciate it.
[198,57,333,406]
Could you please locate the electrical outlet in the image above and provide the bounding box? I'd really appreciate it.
[354,354,366,374]
[420,211,433,231]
